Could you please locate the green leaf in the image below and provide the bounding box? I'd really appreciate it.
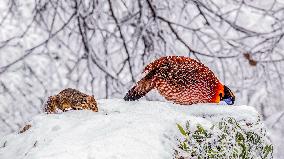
[198,125,206,133]
[181,142,189,151]
[175,117,273,159]
[236,132,245,142]
[263,145,273,158]
[177,123,187,136]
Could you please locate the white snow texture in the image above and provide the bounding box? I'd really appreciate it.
[0,99,260,159]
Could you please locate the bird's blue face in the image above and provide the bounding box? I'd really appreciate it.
[223,97,234,105]
[220,85,235,105]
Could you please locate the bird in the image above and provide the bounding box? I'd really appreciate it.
[124,56,235,105]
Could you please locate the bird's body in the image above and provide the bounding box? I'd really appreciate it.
[124,56,234,105]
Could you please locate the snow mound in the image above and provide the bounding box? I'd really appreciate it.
[0,99,260,159]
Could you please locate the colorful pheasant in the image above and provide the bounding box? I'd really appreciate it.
[124,56,235,105]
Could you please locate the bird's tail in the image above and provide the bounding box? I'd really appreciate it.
[124,71,155,101]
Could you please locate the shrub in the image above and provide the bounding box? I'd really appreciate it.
[175,117,273,159]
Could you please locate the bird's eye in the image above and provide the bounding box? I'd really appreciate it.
[219,93,223,100]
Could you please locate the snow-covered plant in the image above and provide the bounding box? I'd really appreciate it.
[176,117,273,159]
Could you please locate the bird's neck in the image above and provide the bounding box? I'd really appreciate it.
[211,83,224,103]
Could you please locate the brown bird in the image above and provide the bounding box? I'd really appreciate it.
[124,56,235,105]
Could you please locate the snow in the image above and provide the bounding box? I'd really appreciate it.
[0,99,261,159]
[265,111,284,158]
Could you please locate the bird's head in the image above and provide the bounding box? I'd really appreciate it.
[219,85,235,105]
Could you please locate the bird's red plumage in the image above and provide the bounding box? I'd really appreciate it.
[125,56,225,105]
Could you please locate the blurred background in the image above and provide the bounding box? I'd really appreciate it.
[0,0,283,158]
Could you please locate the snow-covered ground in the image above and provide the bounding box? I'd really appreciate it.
[0,99,262,159]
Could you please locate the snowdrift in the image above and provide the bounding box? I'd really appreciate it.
[0,99,265,159]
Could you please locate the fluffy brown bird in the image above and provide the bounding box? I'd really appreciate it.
[124,56,235,105]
